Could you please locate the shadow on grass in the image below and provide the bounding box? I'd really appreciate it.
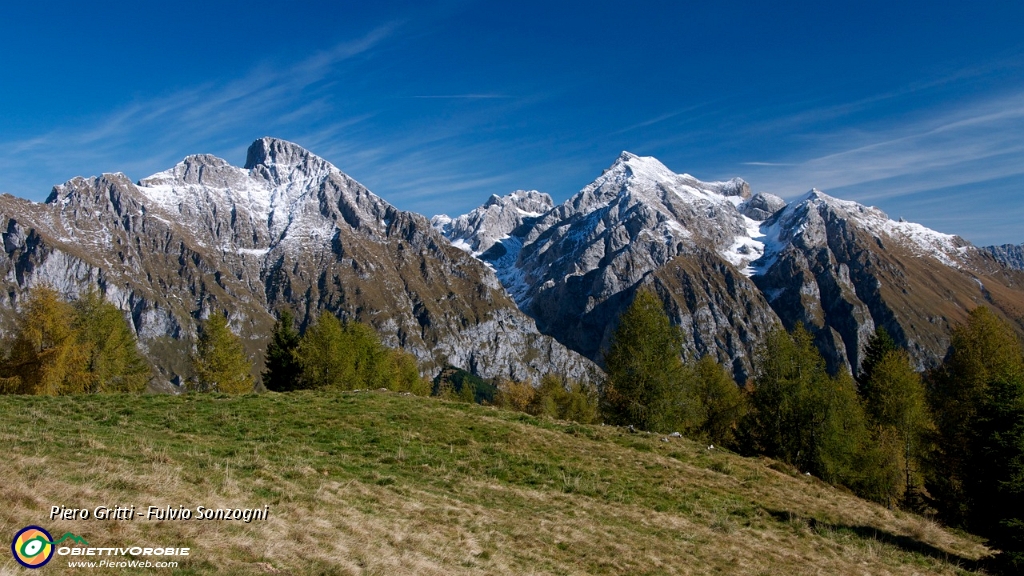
[765,509,988,572]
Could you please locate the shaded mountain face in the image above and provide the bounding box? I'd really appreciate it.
[0,138,595,386]
[438,154,1024,378]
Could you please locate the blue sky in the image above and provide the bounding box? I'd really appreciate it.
[1,1,1022,245]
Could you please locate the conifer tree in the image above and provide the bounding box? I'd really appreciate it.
[263,310,301,392]
[560,378,601,424]
[929,306,1024,525]
[928,306,1024,568]
[602,290,687,432]
[494,378,536,412]
[190,312,254,394]
[861,349,932,506]
[457,378,477,403]
[858,326,899,388]
[343,320,394,390]
[389,350,431,396]
[0,287,90,395]
[692,355,748,446]
[295,313,349,389]
[970,370,1024,571]
[294,313,397,391]
[739,324,869,486]
[530,373,567,418]
[73,289,150,393]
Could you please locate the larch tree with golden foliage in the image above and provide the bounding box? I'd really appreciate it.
[0,287,91,395]
[190,312,254,394]
[73,289,151,393]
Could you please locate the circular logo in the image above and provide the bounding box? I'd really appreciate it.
[11,526,54,569]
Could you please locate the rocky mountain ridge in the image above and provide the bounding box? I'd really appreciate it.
[438,152,1024,377]
[436,152,785,380]
[2,139,1020,388]
[0,138,596,387]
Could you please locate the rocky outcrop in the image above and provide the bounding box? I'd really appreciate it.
[739,192,786,221]
[984,243,1024,271]
[431,190,553,254]
[0,138,596,387]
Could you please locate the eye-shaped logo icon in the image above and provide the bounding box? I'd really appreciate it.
[11,526,55,569]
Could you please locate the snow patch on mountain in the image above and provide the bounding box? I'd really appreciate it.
[721,215,767,276]
[136,138,401,259]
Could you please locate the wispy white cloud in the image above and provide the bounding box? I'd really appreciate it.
[733,87,1024,244]
[608,100,731,137]
[742,89,1024,200]
[0,23,400,197]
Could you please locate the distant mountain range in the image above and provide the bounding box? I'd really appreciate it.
[0,138,1021,387]
[984,243,1024,271]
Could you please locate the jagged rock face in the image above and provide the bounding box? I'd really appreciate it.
[0,138,596,386]
[754,190,1024,372]
[740,192,786,221]
[431,190,553,254]
[439,152,782,381]
[984,243,1024,271]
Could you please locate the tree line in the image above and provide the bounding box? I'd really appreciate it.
[594,290,1024,572]
[0,287,432,397]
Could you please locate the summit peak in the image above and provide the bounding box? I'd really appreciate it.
[244,137,328,171]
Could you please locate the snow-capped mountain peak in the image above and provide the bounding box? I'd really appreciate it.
[135,138,400,257]
[759,188,968,268]
[244,137,335,173]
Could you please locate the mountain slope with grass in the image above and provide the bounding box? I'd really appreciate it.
[0,391,988,575]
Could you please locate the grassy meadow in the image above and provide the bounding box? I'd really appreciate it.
[0,390,991,575]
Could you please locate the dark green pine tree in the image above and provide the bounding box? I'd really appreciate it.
[970,370,1024,572]
[263,310,302,392]
[928,306,1024,526]
[858,326,899,389]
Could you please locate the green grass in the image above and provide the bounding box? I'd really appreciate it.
[0,391,990,574]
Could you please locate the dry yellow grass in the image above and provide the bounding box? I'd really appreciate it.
[0,391,989,575]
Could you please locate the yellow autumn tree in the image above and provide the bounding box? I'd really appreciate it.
[190,312,255,394]
[0,287,91,395]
